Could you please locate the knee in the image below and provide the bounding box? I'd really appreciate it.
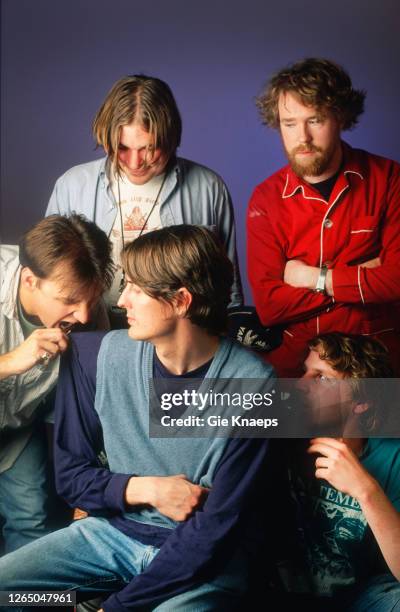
[0,550,23,589]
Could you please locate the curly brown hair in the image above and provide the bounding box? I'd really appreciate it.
[309,333,393,379]
[256,58,366,131]
[309,333,393,432]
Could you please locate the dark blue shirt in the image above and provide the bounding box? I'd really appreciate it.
[54,332,270,611]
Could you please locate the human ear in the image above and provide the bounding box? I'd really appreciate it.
[174,287,192,317]
[20,267,39,292]
[352,402,369,415]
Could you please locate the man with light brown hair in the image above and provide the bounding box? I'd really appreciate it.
[0,214,114,553]
[273,333,400,611]
[46,75,243,317]
[0,225,273,611]
[247,58,400,377]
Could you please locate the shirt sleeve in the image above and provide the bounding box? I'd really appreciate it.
[332,164,400,304]
[214,178,244,308]
[103,437,270,612]
[247,186,332,326]
[46,175,69,216]
[54,333,131,514]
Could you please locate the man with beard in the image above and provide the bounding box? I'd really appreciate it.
[247,58,400,376]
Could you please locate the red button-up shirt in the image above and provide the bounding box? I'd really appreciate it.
[247,143,400,375]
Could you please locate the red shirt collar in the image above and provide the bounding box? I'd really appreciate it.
[282,141,365,201]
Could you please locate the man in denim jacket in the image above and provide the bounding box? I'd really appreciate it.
[46,75,243,313]
[0,215,113,553]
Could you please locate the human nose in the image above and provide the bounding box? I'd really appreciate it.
[73,302,90,325]
[296,374,312,393]
[117,286,129,310]
[123,149,144,170]
[297,122,312,143]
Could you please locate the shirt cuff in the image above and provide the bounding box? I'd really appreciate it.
[331,267,364,303]
[104,473,132,512]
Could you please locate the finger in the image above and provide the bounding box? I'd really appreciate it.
[37,340,64,359]
[40,330,70,352]
[195,487,210,500]
[310,437,345,450]
[55,336,69,352]
[315,468,329,479]
[315,456,330,468]
[307,442,335,458]
[35,328,68,345]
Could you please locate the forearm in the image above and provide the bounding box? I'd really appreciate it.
[358,479,400,580]
[248,218,331,325]
[252,281,331,326]
[0,351,20,380]
[311,438,400,581]
[55,450,130,513]
[307,261,400,304]
[125,474,208,522]
[216,185,243,307]
[54,333,130,513]
[103,439,269,611]
[332,263,400,304]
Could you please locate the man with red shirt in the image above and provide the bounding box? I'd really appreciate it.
[247,58,400,376]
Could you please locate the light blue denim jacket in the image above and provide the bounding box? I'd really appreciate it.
[46,156,243,306]
[0,246,59,471]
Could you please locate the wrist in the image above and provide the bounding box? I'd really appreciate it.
[0,351,22,380]
[125,476,153,507]
[355,475,380,505]
[314,265,328,293]
[325,270,333,296]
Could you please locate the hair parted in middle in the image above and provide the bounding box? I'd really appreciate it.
[256,57,366,131]
[121,225,233,336]
[93,75,182,173]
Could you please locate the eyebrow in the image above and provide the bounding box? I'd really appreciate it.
[118,140,155,151]
[280,113,322,122]
[58,295,80,304]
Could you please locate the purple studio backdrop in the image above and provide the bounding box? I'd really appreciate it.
[1,0,399,302]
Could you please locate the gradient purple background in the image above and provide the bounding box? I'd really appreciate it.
[1,0,399,301]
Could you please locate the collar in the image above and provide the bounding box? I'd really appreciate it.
[0,246,22,321]
[282,141,365,202]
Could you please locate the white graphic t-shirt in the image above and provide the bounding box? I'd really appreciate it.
[106,170,165,306]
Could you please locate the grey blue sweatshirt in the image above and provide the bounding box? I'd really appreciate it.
[54,331,275,610]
